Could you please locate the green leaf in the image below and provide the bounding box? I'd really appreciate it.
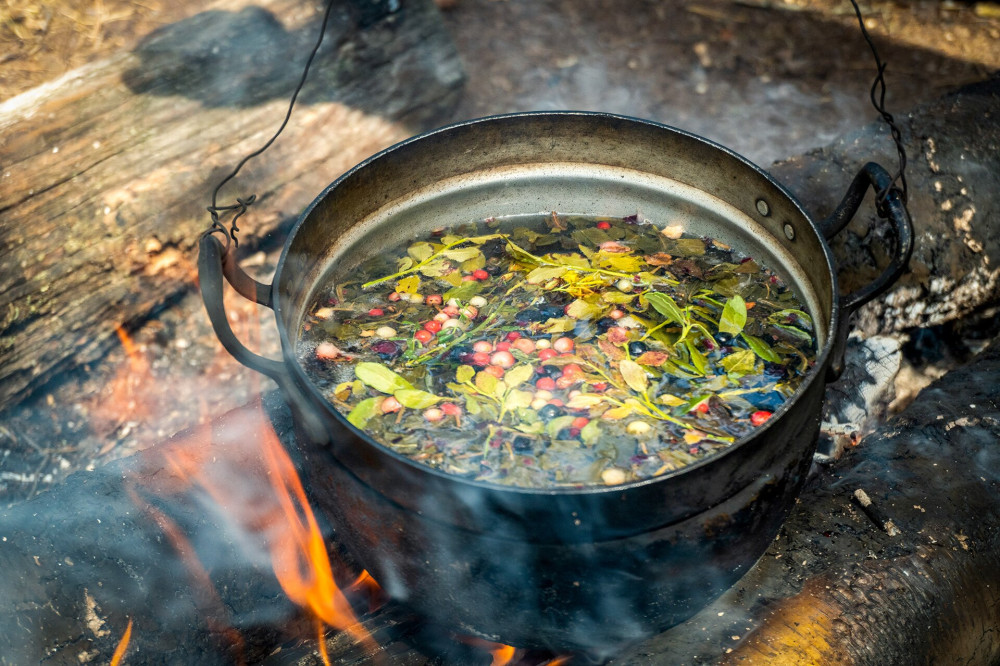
[771,323,814,344]
[442,280,484,302]
[718,295,747,335]
[407,242,435,262]
[741,333,781,362]
[465,394,482,416]
[526,265,568,284]
[347,397,380,429]
[601,291,637,304]
[684,338,708,376]
[418,259,451,277]
[393,389,441,409]
[396,275,420,294]
[580,419,601,445]
[719,349,756,377]
[355,362,414,394]
[475,371,498,395]
[645,292,686,326]
[769,309,814,329]
[541,317,576,333]
[456,365,476,383]
[504,389,534,411]
[619,359,649,393]
[566,394,606,409]
[566,299,604,320]
[441,247,482,262]
[504,364,535,388]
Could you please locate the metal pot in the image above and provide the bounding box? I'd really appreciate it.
[199,112,911,652]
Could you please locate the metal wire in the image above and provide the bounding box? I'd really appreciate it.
[204,0,338,248]
[847,0,909,207]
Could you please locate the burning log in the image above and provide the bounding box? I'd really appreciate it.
[0,0,463,412]
[769,74,1000,337]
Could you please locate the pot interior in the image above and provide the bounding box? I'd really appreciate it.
[277,113,835,359]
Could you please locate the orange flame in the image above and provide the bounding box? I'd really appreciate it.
[109,618,133,666]
[490,642,517,666]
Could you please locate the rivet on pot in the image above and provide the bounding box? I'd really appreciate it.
[755,198,770,217]
[783,223,796,240]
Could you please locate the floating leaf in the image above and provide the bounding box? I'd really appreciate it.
[396,275,420,294]
[407,242,435,262]
[741,333,781,362]
[441,270,464,287]
[658,393,686,407]
[441,247,482,262]
[601,405,634,420]
[718,295,747,336]
[645,292,686,326]
[396,257,415,272]
[355,362,414,394]
[419,260,451,277]
[461,253,486,271]
[671,238,706,256]
[526,266,568,284]
[719,349,756,377]
[619,359,649,393]
[636,350,670,366]
[475,371,498,395]
[771,323,814,345]
[580,419,601,445]
[541,317,576,333]
[684,339,708,376]
[504,389,534,410]
[566,394,606,409]
[394,389,441,409]
[505,364,535,388]
[347,397,381,429]
[601,291,637,304]
[769,309,814,329]
[644,252,674,267]
[456,365,475,384]
[566,299,604,320]
[594,252,643,272]
[465,394,482,416]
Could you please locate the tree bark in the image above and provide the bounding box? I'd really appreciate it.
[0,0,463,411]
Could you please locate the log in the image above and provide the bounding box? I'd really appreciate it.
[768,74,1000,337]
[0,0,463,412]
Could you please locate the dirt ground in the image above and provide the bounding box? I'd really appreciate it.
[1,0,998,504]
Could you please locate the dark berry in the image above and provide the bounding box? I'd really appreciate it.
[596,318,616,333]
[539,404,562,420]
[627,341,648,356]
[512,436,533,453]
[714,332,733,345]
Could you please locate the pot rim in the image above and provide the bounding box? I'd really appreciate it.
[274,110,839,498]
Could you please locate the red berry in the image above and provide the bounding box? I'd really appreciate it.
[505,331,521,341]
[368,308,384,316]
[495,341,512,352]
[556,375,578,390]
[695,402,710,414]
[561,363,583,379]
[473,269,490,280]
[463,275,477,281]
[547,399,564,407]
[553,337,575,353]
[414,329,434,344]
[751,410,773,426]
[441,402,461,416]
[490,350,515,368]
[569,428,581,437]
[425,294,443,306]
[381,396,402,413]
[473,340,493,353]
[512,338,536,354]
[597,221,611,230]
[423,320,442,333]
[591,382,608,392]
[471,351,490,366]
[536,377,556,391]
[538,348,558,361]
[443,305,459,316]
[387,292,401,302]
[571,416,590,429]
[484,364,506,378]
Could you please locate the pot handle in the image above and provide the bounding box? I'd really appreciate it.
[198,233,286,383]
[819,162,914,380]
[199,233,331,443]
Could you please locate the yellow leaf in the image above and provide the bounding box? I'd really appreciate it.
[396,275,420,294]
[504,364,534,388]
[619,359,649,393]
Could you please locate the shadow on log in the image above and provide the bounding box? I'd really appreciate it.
[0,0,464,413]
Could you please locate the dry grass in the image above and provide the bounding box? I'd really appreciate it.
[0,0,194,101]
